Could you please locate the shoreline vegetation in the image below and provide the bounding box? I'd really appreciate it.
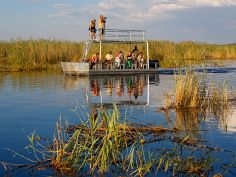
[0,39,236,72]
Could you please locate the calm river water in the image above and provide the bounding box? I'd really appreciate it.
[0,61,236,176]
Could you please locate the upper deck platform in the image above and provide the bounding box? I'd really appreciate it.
[95,29,146,43]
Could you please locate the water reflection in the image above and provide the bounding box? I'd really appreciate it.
[89,75,147,99]
[0,71,234,135]
[0,68,236,176]
[63,75,88,90]
[164,103,234,137]
[63,74,160,107]
[174,110,200,132]
[0,72,63,90]
[62,73,236,135]
[227,105,236,132]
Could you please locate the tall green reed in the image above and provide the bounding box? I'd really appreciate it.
[1,39,236,71]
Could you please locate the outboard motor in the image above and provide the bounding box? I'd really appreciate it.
[149,59,159,69]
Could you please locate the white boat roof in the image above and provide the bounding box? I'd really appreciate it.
[99,28,146,43]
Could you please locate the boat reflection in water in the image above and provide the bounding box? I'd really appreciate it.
[63,74,159,109]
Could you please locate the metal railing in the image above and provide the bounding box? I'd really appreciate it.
[89,61,159,71]
[103,29,145,41]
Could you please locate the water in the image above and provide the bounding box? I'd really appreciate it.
[0,61,236,176]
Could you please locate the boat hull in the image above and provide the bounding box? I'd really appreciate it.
[61,62,90,75]
[61,62,159,76]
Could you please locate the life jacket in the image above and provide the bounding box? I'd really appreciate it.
[90,21,95,28]
[98,18,105,29]
[90,54,97,63]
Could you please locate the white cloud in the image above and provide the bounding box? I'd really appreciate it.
[48,3,78,18]
[194,0,236,7]
[46,0,236,25]
[77,0,236,22]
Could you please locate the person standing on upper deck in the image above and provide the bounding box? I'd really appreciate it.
[98,15,106,40]
[89,19,96,40]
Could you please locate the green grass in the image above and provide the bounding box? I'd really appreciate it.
[1,39,236,71]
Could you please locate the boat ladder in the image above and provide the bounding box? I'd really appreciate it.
[81,39,92,61]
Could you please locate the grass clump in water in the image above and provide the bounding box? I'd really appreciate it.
[161,68,232,112]
[174,69,208,110]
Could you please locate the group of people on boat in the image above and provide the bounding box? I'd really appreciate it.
[89,15,107,40]
[88,46,145,70]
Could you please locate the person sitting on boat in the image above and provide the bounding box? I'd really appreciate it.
[105,51,113,69]
[90,53,99,69]
[137,52,144,69]
[89,19,97,40]
[131,46,139,68]
[114,53,121,69]
[126,51,132,69]
[131,45,139,54]
[119,51,125,69]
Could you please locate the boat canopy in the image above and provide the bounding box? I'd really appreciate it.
[99,28,146,43]
[82,28,149,68]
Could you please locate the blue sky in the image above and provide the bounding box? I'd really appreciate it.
[0,0,236,43]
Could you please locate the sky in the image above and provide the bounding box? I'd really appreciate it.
[0,0,236,43]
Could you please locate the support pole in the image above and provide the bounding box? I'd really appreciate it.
[146,41,149,69]
[99,41,102,62]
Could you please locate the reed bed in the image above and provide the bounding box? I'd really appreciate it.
[174,69,208,110]
[158,68,234,136]
[0,39,83,72]
[161,69,232,111]
[1,39,236,71]
[2,105,232,176]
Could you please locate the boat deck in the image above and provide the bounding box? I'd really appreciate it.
[61,61,159,76]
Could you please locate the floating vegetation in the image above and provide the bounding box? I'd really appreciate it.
[1,105,236,176]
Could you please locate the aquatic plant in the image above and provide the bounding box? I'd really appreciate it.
[159,68,233,136]
[174,69,208,110]
[2,105,235,176]
[163,91,175,110]
[160,68,233,112]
